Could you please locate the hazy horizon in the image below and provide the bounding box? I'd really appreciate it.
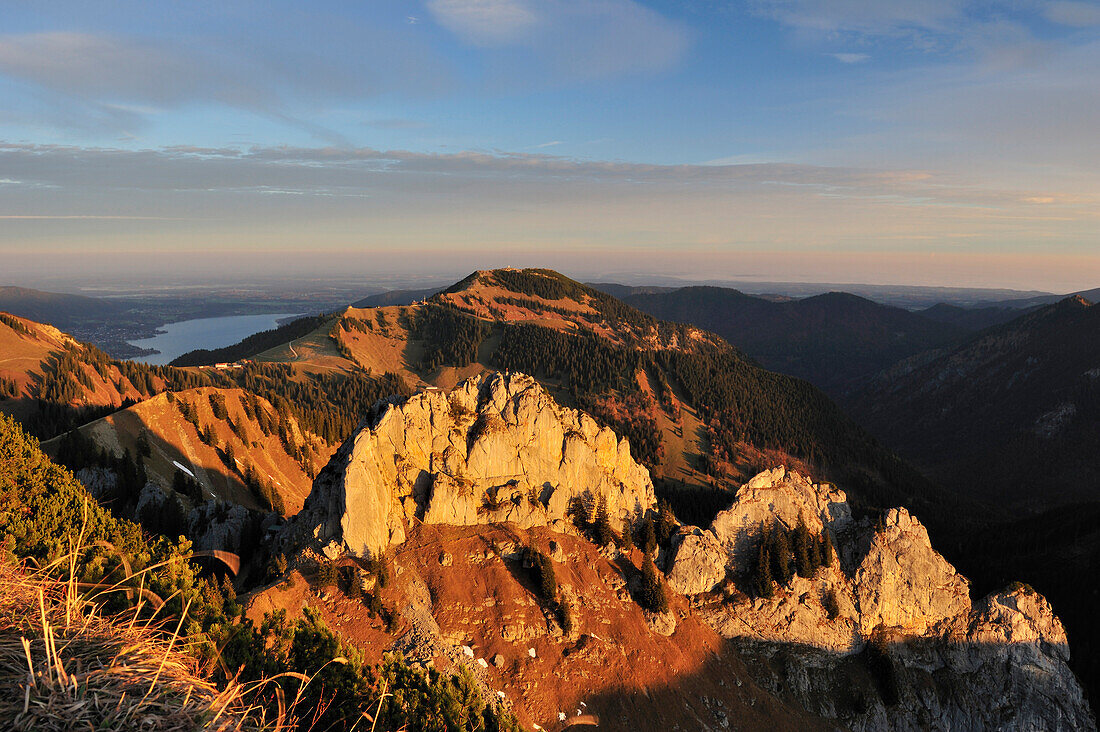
[2,2,1098,291]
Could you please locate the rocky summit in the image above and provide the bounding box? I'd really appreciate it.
[297,371,656,560]
[667,467,1093,730]
[286,375,1095,730]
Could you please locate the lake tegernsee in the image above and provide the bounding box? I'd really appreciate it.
[128,313,303,365]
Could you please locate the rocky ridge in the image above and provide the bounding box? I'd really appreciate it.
[289,376,1092,729]
[296,371,656,560]
[666,467,1094,729]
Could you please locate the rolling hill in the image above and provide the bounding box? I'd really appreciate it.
[199,268,954,525]
[42,387,331,516]
[0,286,126,327]
[0,311,181,436]
[916,302,1032,332]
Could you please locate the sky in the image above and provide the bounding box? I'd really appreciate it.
[1,0,1099,291]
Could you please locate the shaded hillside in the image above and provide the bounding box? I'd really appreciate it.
[848,295,1100,703]
[918,302,1032,332]
[618,286,967,394]
[584,282,676,298]
[0,286,125,326]
[849,295,1100,508]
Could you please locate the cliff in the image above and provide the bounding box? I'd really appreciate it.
[667,467,1094,730]
[296,371,656,559]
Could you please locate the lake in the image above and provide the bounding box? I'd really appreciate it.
[128,313,303,365]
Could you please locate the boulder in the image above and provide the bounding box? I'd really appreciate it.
[666,530,726,595]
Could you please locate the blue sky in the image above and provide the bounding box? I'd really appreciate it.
[1,1,1099,290]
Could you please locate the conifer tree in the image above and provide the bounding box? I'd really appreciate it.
[810,532,823,572]
[317,561,337,587]
[772,525,792,586]
[621,517,634,551]
[656,501,676,546]
[794,515,812,578]
[822,530,836,567]
[593,497,614,547]
[641,557,669,613]
[755,541,774,598]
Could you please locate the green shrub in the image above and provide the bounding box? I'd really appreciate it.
[316,561,337,587]
[524,546,557,602]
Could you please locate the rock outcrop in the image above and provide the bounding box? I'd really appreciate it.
[675,467,1095,730]
[852,507,970,637]
[666,528,726,596]
[709,467,851,571]
[297,372,656,559]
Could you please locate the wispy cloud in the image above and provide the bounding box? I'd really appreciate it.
[830,52,870,63]
[0,141,1093,240]
[0,25,449,142]
[364,118,430,131]
[426,0,540,45]
[752,0,966,38]
[425,0,689,78]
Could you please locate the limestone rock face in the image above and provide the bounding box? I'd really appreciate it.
[666,529,727,596]
[967,586,1069,662]
[853,507,971,637]
[700,569,861,653]
[680,467,1094,731]
[298,372,656,559]
[710,467,851,571]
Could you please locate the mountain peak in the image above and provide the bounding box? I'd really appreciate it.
[429,268,708,349]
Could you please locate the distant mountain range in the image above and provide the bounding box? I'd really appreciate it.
[604,285,968,394]
[350,287,443,308]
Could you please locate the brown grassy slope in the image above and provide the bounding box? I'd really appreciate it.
[0,561,268,731]
[42,387,332,515]
[247,524,828,732]
[0,313,149,411]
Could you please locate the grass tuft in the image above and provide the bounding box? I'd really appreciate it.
[0,559,283,731]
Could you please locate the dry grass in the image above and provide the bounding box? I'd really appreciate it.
[0,558,284,731]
